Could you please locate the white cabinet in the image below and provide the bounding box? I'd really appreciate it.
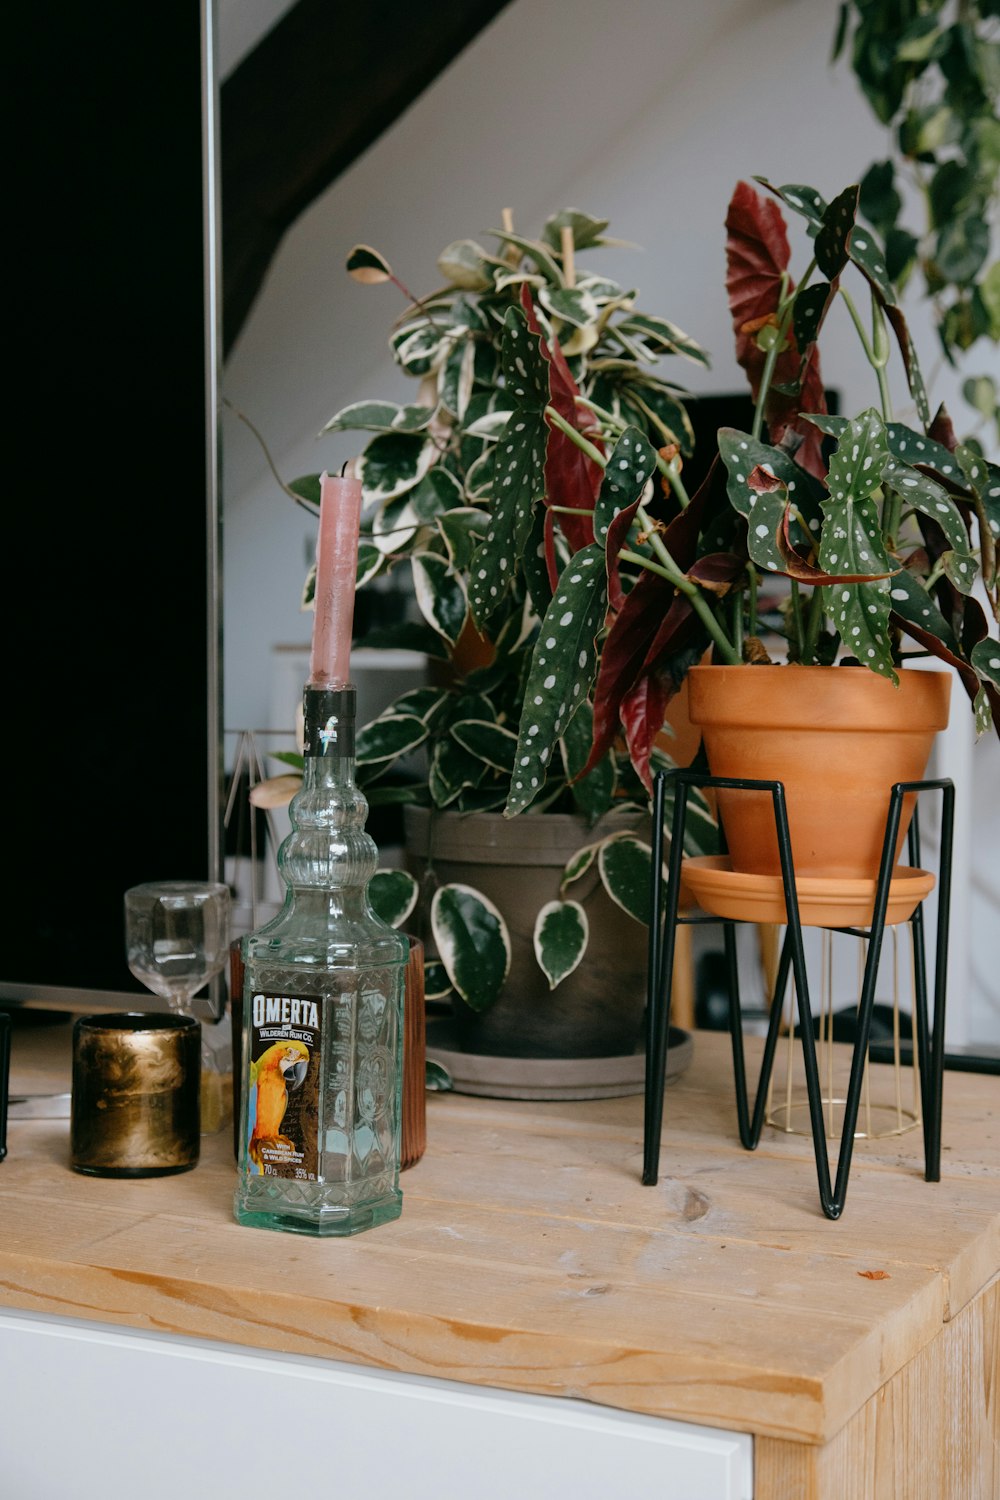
[0,1308,752,1500]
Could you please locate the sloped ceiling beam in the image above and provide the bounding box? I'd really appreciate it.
[221,0,514,355]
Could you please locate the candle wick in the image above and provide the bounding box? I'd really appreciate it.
[340,460,350,477]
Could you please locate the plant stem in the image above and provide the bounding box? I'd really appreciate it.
[789,579,805,661]
[618,549,741,663]
[802,584,825,665]
[223,397,320,516]
[751,258,816,441]
[545,406,606,467]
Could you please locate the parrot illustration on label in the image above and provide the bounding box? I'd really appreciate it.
[247,1039,311,1172]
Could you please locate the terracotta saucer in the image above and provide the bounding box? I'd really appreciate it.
[681,856,935,928]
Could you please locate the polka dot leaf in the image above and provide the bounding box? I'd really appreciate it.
[718,428,824,572]
[468,308,548,631]
[533,900,589,990]
[815,185,859,280]
[956,445,1000,555]
[559,701,617,820]
[505,542,608,816]
[881,459,976,589]
[885,570,959,654]
[753,178,828,232]
[826,408,890,507]
[970,639,1000,692]
[593,426,659,553]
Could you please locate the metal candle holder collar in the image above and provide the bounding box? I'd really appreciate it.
[643,769,955,1220]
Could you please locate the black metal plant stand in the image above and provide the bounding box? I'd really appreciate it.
[643,769,955,1220]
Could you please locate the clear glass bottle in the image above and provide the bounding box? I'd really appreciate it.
[233,685,408,1236]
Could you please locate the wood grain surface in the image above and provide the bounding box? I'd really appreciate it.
[1,1015,996,1495]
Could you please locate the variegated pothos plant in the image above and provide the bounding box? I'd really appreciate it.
[256,210,719,1013]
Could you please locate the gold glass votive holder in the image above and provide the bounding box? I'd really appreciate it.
[70,1012,201,1177]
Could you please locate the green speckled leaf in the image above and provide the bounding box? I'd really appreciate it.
[431,884,510,1012]
[367,869,419,928]
[355,714,428,766]
[793,282,834,352]
[357,432,436,504]
[825,409,890,506]
[847,225,895,305]
[941,550,979,595]
[815,185,858,279]
[803,416,961,481]
[882,458,973,565]
[893,567,959,651]
[957,446,1000,551]
[593,426,658,550]
[973,687,993,737]
[719,429,821,573]
[451,719,518,774]
[533,900,589,990]
[412,551,468,644]
[598,835,655,925]
[754,179,827,231]
[506,544,607,816]
[468,309,548,631]
[971,641,1000,689]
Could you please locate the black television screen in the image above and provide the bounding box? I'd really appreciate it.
[5,1,222,1011]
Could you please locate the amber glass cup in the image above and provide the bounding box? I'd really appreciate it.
[70,1012,200,1177]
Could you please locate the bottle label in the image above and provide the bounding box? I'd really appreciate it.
[244,992,322,1181]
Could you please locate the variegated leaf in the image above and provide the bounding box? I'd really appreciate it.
[346,244,392,282]
[320,400,436,436]
[488,228,565,285]
[614,313,708,366]
[367,869,419,929]
[598,835,655,925]
[538,285,599,328]
[506,544,607,816]
[450,719,518,774]
[357,432,436,504]
[412,551,468,644]
[355,713,428,765]
[301,540,384,608]
[439,333,476,421]
[437,238,495,291]
[593,426,658,551]
[428,737,486,806]
[468,308,548,630]
[431,883,510,1012]
[372,492,421,555]
[437,508,490,572]
[391,321,450,376]
[408,466,465,522]
[541,209,610,251]
[423,959,453,1000]
[389,686,450,726]
[560,839,602,892]
[533,900,589,990]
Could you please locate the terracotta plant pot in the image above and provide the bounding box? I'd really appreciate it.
[686,665,951,881]
[404,806,649,1060]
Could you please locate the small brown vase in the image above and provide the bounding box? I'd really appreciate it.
[686,664,951,881]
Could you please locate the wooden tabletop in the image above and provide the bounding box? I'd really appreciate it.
[1,1014,997,1451]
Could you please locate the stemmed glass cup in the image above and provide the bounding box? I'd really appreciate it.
[124,880,232,1133]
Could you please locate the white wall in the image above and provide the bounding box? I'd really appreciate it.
[219,0,997,1047]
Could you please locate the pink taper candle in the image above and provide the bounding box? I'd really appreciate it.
[308,469,364,687]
